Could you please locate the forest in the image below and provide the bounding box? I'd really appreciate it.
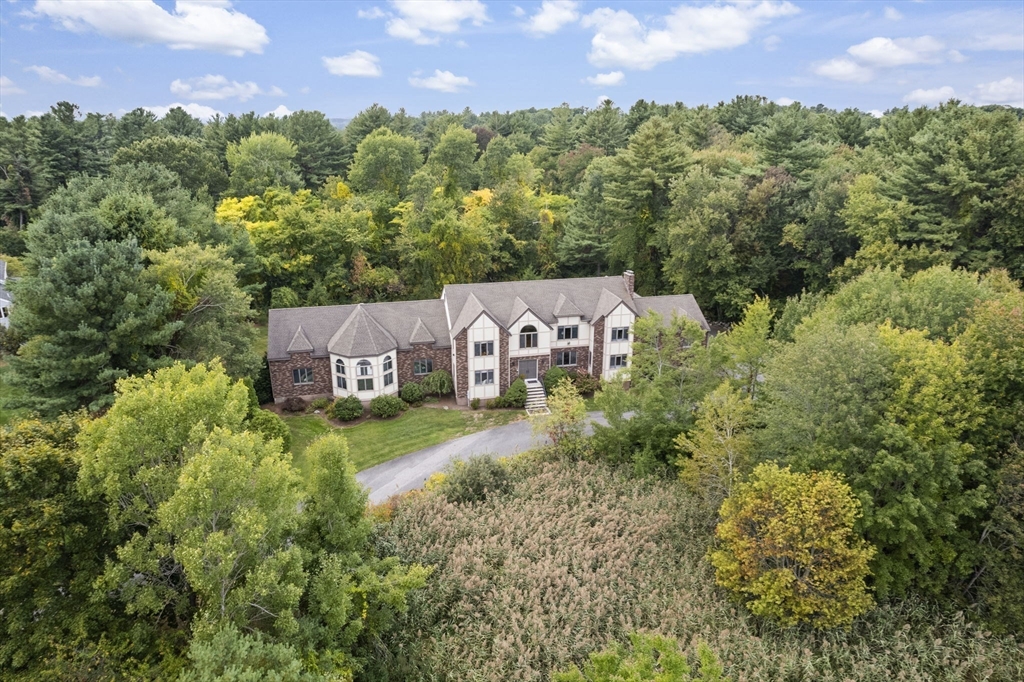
[0,97,1022,680]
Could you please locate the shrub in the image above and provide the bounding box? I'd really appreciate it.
[470,397,480,410]
[485,399,497,409]
[534,380,589,460]
[552,633,724,682]
[437,455,511,504]
[310,397,332,411]
[370,394,405,419]
[328,395,363,421]
[569,370,601,395]
[247,409,292,451]
[281,396,306,413]
[252,355,273,404]
[543,366,569,392]
[0,324,26,357]
[400,381,425,405]
[421,369,453,397]
[498,378,527,408]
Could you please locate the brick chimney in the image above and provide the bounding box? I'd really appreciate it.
[622,270,635,296]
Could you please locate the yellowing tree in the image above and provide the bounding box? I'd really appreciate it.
[709,463,876,628]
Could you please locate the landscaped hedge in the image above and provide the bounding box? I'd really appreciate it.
[400,381,425,405]
[542,366,569,392]
[496,378,527,408]
[247,409,292,451]
[328,395,363,421]
[370,394,405,419]
[281,396,306,413]
[568,370,601,395]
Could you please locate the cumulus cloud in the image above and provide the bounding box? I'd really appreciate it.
[884,6,902,21]
[868,109,885,118]
[322,51,383,77]
[903,85,956,106]
[971,77,1024,107]
[581,1,799,70]
[0,76,26,95]
[512,6,525,18]
[584,71,624,87]
[814,57,873,83]
[31,0,269,56]
[145,102,223,120]
[775,96,795,106]
[169,74,282,101]
[763,34,781,51]
[266,104,292,117]
[26,65,102,87]
[596,94,611,106]
[408,69,474,92]
[967,33,1023,51]
[377,0,489,45]
[527,1,578,36]
[847,36,944,67]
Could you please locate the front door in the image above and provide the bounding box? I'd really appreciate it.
[518,359,537,380]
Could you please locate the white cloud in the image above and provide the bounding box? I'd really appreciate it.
[169,74,281,101]
[775,96,795,106]
[584,71,624,87]
[596,94,611,106]
[884,6,902,21]
[357,7,386,19]
[971,77,1024,107]
[948,49,966,63]
[868,109,885,118]
[408,69,473,92]
[967,33,1023,51]
[846,35,944,67]
[145,102,223,120]
[323,51,383,77]
[814,57,873,83]
[903,85,956,106]
[581,1,799,70]
[31,0,268,56]
[383,0,488,45]
[266,104,292,117]
[527,1,578,36]
[512,6,525,18]
[0,76,26,95]
[26,65,102,87]
[763,34,781,51]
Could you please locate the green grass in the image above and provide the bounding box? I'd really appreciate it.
[285,407,522,475]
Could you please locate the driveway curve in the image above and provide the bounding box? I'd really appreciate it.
[355,411,606,503]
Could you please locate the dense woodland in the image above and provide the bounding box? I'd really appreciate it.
[1,98,1023,680]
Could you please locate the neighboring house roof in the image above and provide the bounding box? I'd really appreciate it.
[444,275,639,333]
[408,318,435,345]
[552,292,584,318]
[267,299,450,360]
[634,293,711,332]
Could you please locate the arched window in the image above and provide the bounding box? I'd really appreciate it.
[335,359,345,375]
[357,360,372,376]
[382,355,393,372]
[383,355,394,387]
[520,324,538,349]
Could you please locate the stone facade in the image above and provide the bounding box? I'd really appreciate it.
[592,316,606,379]
[454,329,469,402]
[498,328,511,392]
[549,346,590,376]
[510,354,550,382]
[269,352,332,403]
[396,344,452,387]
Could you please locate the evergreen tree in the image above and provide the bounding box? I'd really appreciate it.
[284,110,346,189]
[578,100,627,154]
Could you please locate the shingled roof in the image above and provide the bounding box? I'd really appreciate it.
[328,305,397,357]
[634,294,711,331]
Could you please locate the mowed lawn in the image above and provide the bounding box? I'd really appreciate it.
[285,407,521,476]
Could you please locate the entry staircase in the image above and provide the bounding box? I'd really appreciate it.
[524,378,550,415]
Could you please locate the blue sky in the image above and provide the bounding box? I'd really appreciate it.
[1,0,1021,120]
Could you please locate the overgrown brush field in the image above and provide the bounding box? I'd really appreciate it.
[376,459,1024,682]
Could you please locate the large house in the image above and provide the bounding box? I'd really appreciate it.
[266,271,708,406]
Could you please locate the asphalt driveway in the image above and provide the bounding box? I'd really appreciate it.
[356,411,606,503]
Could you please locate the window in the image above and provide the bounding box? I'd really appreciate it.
[609,354,627,368]
[336,376,347,389]
[611,327,629,341]
[383,372,394,387]
[520,324,538,349]
[357,360,372,376]
[557,325,578,340]
[357,378,374,391]
[475,370,494,385]
[335,359,346,375]
[413,358,433,375]
[292,368,314,385]
[383,355,393,372]
[556,350,577,367]
[474,341,494,357]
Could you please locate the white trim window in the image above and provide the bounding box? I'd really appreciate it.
[609,354,628,368]
[292,368,314,385]
[357,378,374,391]
[414,358,433,375]
[474,341,494,356]
[335,359,346,375]
[520,325,538,348]
[557,325,578,340]
[357,360,372,376]
[556,350,577,367]
[475,370,494,385]
[383,355,394,387]
[610,327,629,341]
[337,376,347,389]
